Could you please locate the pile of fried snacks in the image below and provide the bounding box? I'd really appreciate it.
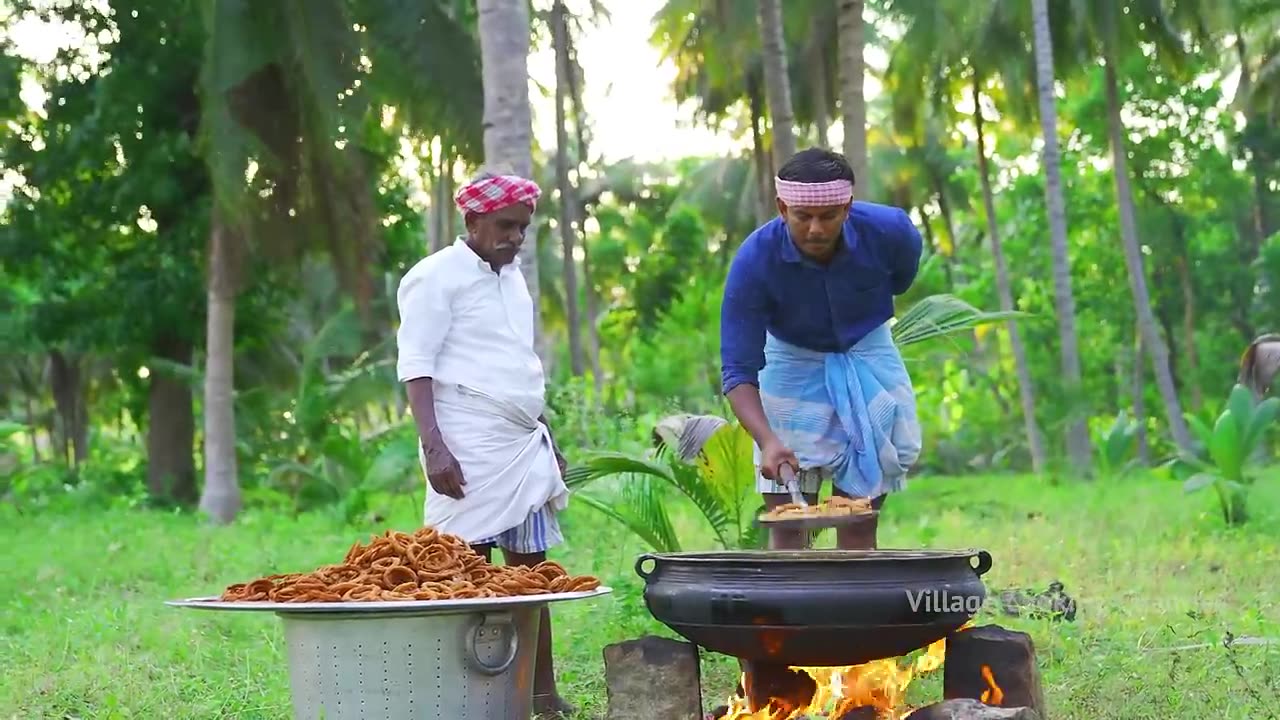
[220,526,601,602]
[759,495,874,521]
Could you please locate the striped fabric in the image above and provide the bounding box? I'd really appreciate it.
[453,174,541,215]
[774,177,853,207]
[755,321,921,498]
[472,504,564,555]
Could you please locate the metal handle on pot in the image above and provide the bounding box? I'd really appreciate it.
[970,550,993,577]
[466,613,520,676]
[634,554,658,581]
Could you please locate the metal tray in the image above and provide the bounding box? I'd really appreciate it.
[166,586,612,615]
[754,509,879,531]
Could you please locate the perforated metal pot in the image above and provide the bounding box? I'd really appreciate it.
[279,608,539,720]
[168,588,612,719]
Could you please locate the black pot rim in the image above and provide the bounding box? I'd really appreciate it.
[635,548,994,579]
[640,548,985,562]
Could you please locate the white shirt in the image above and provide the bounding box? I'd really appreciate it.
[395,239,546,405]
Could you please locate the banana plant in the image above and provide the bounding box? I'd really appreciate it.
[1093,411,1140,480]
[1178,383,1280,525]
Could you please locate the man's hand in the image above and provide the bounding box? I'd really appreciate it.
[406,379,465,499]
[759,439,800,481]
[424,437,466,499]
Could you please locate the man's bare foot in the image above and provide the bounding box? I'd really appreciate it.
[533,692,576,718]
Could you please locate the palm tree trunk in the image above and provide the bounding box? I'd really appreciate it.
[565,28,603,391]
[1175,252,1203,411]
[47,349,87,468]
[757,0,796,167]
[477,0,542,357]
[1235,30,1274,243]
[428,147,443,252]
[837,0,868,185]
[442,153,457,244]
[1102,55,1193,455]
[973,76,1047,473]
[915,204,953,287]
[1132,319,1150,464]
[147,333,197,506]
[431,146,454,253]
[748,75,772,221]
[808,13,830,148]
[199,211,241,524]
[552,0,583,376]
[927,169,957,247]
[1031,0,1092,470]
[17,365,41,463]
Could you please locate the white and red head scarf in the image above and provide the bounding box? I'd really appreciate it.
[774,177,853,207]
[454,173,542,216]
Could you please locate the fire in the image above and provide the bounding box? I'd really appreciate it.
[719,636,948,720]
[979,665,1003,705]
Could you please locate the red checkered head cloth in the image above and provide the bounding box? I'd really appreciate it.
[774,176,853,207]
[454,173,542,216]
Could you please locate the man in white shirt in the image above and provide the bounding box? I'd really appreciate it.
[396,169,574,718]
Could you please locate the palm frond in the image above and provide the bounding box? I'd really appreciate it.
[568,450,736,548]
[574,477,683,553]
[694,421,758,545]
[663,459,735,548]
[355,0,484,160]
[563,452,673,490]
[283,0,359,142]
[198,0,285,218]
[200,0,488,315]
[892,293,1028,347]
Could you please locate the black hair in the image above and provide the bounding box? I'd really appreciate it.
[776,147,856,187]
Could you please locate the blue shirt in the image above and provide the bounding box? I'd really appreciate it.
[720,201,924,395]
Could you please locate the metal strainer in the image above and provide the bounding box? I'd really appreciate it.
[282,607,538,719]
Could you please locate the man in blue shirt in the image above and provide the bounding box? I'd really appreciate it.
[721,147,924,550]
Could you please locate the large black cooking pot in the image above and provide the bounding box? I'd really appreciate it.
[635,548,992,667]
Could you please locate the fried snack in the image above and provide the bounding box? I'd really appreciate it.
[219,526,601,603]
[759,495,874,521]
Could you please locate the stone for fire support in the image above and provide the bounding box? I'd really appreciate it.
[942,624,1048,719]
[905,699,1042,720]
[603,635,703,720]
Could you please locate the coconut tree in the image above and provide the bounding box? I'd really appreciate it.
[197,0,483,522]
[757,0,797,166]
[884,0,1050,471]
[561,16,605,385]
[651,0,849,220]
[550,0,584,375]
[1030,0,1093,470]
[475,0,542,361]
[1059,0,1197,454]
[839,0,869,182]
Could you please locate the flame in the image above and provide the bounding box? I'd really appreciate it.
[979,665,1003,705]
[719,637,948,720]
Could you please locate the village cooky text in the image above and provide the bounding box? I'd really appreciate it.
[904,589,986,614]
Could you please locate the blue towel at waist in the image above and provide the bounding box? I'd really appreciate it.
[757,321,922,497]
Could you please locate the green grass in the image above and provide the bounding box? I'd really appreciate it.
[3,472,1280,719]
